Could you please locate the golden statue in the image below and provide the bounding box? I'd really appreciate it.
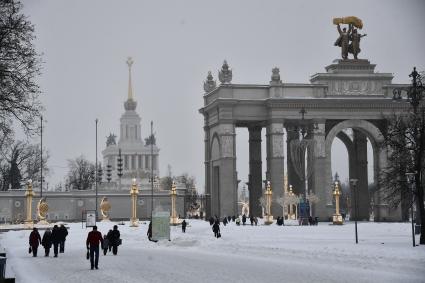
[100,197,111,221]
[37,197,49,225]
[333,16,367,60]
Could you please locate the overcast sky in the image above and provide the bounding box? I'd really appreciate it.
[21,0,425,192]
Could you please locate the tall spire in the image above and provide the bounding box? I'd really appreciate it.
[127,57,134,101]
[124,57,137,111]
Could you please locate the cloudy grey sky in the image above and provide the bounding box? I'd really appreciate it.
[21,0,425,191]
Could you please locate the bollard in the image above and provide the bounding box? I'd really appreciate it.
[0,256,6,279]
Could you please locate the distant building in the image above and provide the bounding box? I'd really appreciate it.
[102,58,159,189]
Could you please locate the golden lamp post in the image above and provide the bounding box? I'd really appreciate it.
[170,181,179,225]
[24,179,34,226]
[264,181,273,225]
[332,181,343,225]
[37,197,49,225]
[129,178,139,227]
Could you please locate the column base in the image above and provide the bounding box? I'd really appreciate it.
[170,217,180,226]
[332,214,344,225]
[130,218,139,227]
[37,219,49,225]
[264,215,274,225]
[101,218,111,222]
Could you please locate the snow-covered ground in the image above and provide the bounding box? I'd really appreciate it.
[0,220,424,283]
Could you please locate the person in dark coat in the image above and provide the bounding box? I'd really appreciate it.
[227,216,231,222]
[102,234,109,255]
[181,220,187,233]
[109,225,121,255]
[106,229,113,251]
[147,221,158,242]
[29,227,41,257]
[58,224,68,253]
[86,226,103,270]
[51,225,60,257]
[250,215,254,226]
[223,217,228,226]
[212,221,220,238]
[209,217,214,226]
[242,214,247,225]
[41,228,52,257]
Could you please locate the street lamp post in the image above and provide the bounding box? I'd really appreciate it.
[95,118,99,219]
[350,179,359,244]
[150,121,154,221]
[406,172,416,247]
[130,178,139,227]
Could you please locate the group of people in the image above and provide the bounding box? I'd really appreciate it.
[28,224,68,258]
[86,225,121,270]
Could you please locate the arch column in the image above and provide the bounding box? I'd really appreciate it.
[287,130,303,195]
[352,130,370,221]
[248,126,262,217]
[266,122,285,217]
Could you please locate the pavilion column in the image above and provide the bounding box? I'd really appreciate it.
[310,121,329,220]
[266,122,285,217]
[248,126,262,218]
[352,130,370,221]
[287,130,303,195]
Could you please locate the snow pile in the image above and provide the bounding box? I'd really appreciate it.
[0,220,424,283]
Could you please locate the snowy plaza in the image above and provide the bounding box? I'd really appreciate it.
[1,220,424,283]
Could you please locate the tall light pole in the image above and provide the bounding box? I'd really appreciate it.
[350,179,359,244]
[40,115,43,198]
[95,118,98,218]
[406,172,416,247]
[150,120,154,221]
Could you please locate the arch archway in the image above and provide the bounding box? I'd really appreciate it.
[325,120,390,221]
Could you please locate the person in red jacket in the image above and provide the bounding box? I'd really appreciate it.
[86,226,103,270]
[29,227,41,257]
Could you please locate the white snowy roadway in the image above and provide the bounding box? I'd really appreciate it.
[1,220,424,283]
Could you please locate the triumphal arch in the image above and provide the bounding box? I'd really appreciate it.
[200,18,409,221]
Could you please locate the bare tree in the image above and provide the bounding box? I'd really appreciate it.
[0,140,48,190]
[67,155,95,190]
[0,0,43,139]
[379,110,425,244]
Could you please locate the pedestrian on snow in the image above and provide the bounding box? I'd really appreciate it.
[106,229,113,252]
[235,217,241,226]
[29,227,41,257]
[212,220,220,238]
[86,226,103,270]
[254,217,258,226]
[51,225,60,257]
[223,217,228,226]
[181,220,187,233]
[232,215,236,222]
[102,234,109,255]
[109,225,121,255]
[227,216,231,222]
[250,215,254,226]
[58,224,68,253]
[209,217,214,226]
[242,214,247,225]
[41,228,52,257]
[147,221,158,242]
[276,216,280,225]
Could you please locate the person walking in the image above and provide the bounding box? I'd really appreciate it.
[102,234,109,256]
[41,228,52,257]
[223,217,228,226]
[106,229,113,252]
[181,220,187,233]
[110,225,121,255]
[29,227,41,257]
[86,226,103,270]
[147,221,158,242]
[242,214,247,225]
[212,220,220,238]
[58,224,68,253]
[51,225,60,258]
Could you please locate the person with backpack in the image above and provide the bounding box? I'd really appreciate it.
[181,220,187,233]
[109,225,121,255]
[58,224,68,253]
[86,226,103,270]
[212,220,220,238]
[29,227,41,257]
[51,225,60,258]
[41,228,52,257]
